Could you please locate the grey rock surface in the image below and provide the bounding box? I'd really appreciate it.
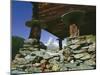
[11,35,96,74]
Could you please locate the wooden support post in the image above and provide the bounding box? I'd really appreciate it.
[69,24,79,38]
[57,39,63,50]
[29,25,41,50]
[29,25,41,39]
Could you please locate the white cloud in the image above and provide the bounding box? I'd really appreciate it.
[45,37,67,50]
[53,40,59,47]
[45,37,53,46]
[62,38,67,48]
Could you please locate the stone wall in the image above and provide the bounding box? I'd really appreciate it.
[11,35,96,74]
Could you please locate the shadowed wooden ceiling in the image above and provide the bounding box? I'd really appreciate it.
[28,2,96,39]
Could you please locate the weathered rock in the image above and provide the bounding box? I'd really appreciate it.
[25,55,36,62]
[23,44,31,48]
[81,46,89,49]
[26,67,42,73]
[72,49,87,54]
[64,63,77,68]
[86,35,96,42]
[60,67,68,71]
[80,53,91,60]
[33,63,41,67]
[63,49,71,62]
[43,52,53,59]
[52,63,60,71]
[84,59,96,66]
[91,54,96,59]
[24,39,37,44]
[43,50,64,60]
[11,63,18,70]
[69,45,80,49]
[69,64,94,70]
[34,45,40,48]
[76,40,87,45]
[31,51,45,57]
[12,70,27,74]
[52,56,60,61]
[71,39,79,44]
[40,59,47,64]
[11,35,96,73]
[75,60,83,63]
[49,59,59,64]
[19,50,31,56]
[46,64,51,69]
[28,47,37,51]
[70,59,75,63]
[88,45,95,52]
[78,36,86,40]
[86,39,93,44]
[19,48,29,51]
[74,53,91,60]
[76,63,94,70]
[13,58,27,65]
[73,53,85,59]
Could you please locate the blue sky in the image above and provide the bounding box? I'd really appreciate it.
[12,1,59,44]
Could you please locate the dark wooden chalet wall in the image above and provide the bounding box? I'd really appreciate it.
[31,2,96,38]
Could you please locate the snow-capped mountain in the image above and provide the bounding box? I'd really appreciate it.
[45,37,67,50]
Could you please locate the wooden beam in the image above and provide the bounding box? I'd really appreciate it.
[39,5,66,15]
